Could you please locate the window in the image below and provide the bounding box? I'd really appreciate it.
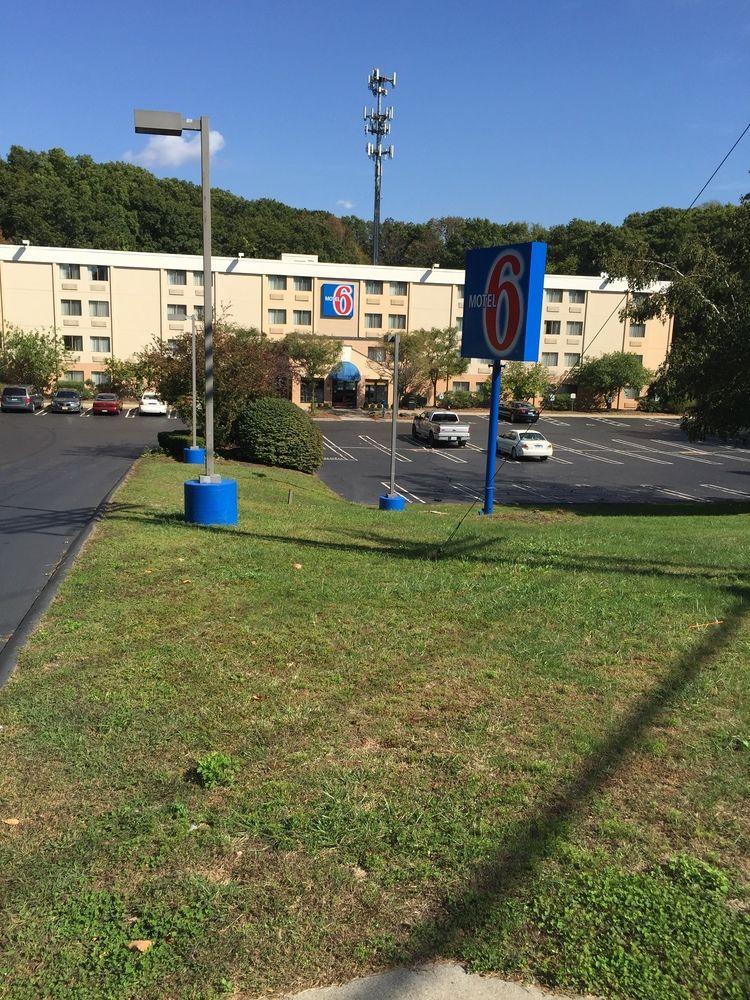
[568,290,585,304]
[368,346,386,362]
[629,323,646,338]
[624,387,640,399]
[192,271,204,286]
[61,299,82,316]
[90,336,111,353]
[566,321,583,337]
[544,320,560,336]
[456,316,463,331]
[632,292,649,306]
[293,276,312,292]
[365,313,382,329]
[541,352,559,367]
[62,335,83,351]
[88,265,109,281]
[268,275,287,291]
[268,308,287,325]
[89,300,110,317]
[389,281,407,296]
[453,381,470,392]
[194,305,205,321]
[64,370,84,382]
[91,371,108,385]
[632,354,643,364]
[545,288,563,303]
[293,310,312,326]
[167,270,186,286]
[365,280,383,295]
[59,263,80,280]
[388,314,406,330]
[166,339,180,354]
[167,304,187,320]
[457,285,464,297]
[564,353,581,367]
[301,378,324,404]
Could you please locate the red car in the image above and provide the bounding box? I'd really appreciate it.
[92,392,123,415]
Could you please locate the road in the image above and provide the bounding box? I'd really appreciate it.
[0,403,179,658]
[316,413,750,506]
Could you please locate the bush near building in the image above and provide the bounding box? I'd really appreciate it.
[237,396,323,473]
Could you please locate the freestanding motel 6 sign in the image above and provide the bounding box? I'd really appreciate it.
[461,241,548,515]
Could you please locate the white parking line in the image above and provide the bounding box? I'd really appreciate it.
[649,437,750,464]
[555,445,623,465]
[700,483,750,499]
[465,443,484,452]
[510,483,553,500]
[323,436,357,461]
[591,417,628,426]
[408,443,467,464]
[359,434,411,462]
[621,438,722,466]
[548,454,573,465]
[542,417,570,426]
[449,482,482,501]
[650,486,709,502]
[34,408,48,416]
[571,437,672,465]
[379,481,425,503]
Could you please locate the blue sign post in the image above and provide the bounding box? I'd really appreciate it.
[461,242,547,516]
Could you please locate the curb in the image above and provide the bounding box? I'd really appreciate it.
[0,462,136,691]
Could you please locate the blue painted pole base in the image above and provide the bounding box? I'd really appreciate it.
[184,478,239,526]
[379,494,406,511]
[183,446,206,464]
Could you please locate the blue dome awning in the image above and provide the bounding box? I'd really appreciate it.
[330,361,361,382]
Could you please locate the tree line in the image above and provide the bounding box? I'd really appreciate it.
[0,145,743,276]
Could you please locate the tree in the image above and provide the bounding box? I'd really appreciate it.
[576,351,652,407]
[0,325,70,389]
[101,357,147,397]
[604,199,750,437]
[282,332,341,413]
[413,327,469,405]
[501,361,551,401]
[368,331,430,403]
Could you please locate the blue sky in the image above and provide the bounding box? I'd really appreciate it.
[2,0,749,226]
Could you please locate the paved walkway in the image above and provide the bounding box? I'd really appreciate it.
[285,963,599,1000]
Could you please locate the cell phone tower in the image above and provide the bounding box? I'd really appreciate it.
[364,68,396,265]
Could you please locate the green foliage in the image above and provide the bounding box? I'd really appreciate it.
[502,361,551,401]
[545,391,574,411]
[0,324,70,390]
[195,751,241,789]
[440,389,474,409]
[461,855,749,999]
[283,332,341,413]
[237,396,323,473]
[99,357,146,398]
[412,327,468,405]
[55,379,95,399]
[157,430,205,461]
[576,351,652,403]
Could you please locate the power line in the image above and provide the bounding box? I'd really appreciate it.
[688,118,750,209]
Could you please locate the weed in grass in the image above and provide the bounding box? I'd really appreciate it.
[195,752,242,789]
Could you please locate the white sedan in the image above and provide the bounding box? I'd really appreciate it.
[139,392,168,416]
[497,429,553,461]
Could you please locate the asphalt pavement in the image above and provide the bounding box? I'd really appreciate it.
[0,403,179,661]
[316,412,750,507]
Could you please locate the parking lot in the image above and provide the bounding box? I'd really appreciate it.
[0,404,178,662]
[316,413,750,506]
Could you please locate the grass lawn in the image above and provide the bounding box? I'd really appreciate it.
[1,453,749,1000]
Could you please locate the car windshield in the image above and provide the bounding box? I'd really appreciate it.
[432,412,459,422]
[520,432,545,441]
[96,394,117,401]
[55,390,78,399]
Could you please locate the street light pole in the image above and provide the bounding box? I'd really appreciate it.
[388,331,400,497]
[199,115,215,480]
[190,313,198,449]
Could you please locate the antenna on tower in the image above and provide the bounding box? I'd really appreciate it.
[363,67,397,265]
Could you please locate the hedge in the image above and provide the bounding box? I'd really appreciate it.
[158,430,205,461]
[237,397,322,473]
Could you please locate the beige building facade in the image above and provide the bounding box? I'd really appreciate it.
[0,244,672,407]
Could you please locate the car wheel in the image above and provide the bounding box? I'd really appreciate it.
[411,424,418,439]
[429,431,436,448]
[540,456,549,461]
[513,447,522,460]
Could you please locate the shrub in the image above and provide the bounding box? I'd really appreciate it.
[195,751,240,789]
[545,392,574,411]
[237,397,323,473]
[441,390,474,409]
[157,430,205,461]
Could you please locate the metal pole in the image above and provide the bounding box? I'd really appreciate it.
[191,313,197,449]
[482,360,503,516]
[388,332,400,496]
[373,153,382,265]
[200,115,215,479]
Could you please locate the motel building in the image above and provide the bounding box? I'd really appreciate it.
[0,245,673,409]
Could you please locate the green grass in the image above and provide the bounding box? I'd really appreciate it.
[1,454,749,999]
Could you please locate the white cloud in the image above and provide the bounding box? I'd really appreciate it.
[336,198,354,210]
[124,130,225,169]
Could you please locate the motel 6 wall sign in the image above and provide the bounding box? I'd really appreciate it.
[321,282,355,319]
[460,241,547,361]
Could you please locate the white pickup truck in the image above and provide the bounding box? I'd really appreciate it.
[411,409,471,447]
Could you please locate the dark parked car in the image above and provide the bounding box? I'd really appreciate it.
[1,384,44,412]
[50,389,82,413]
[92,392,123,416]
[499,400,539,423]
